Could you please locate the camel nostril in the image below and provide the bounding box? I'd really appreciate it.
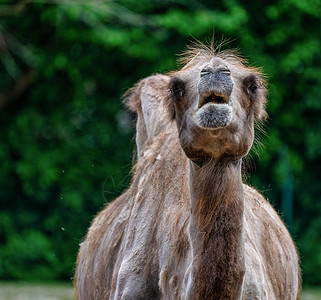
[218,69,231,76]
[200,68,213,77]
[201,68,231,78]
[200,71,211,77]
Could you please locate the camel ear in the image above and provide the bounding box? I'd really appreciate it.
[243,74,268,120]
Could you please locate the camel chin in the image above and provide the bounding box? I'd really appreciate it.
[195,102,233,129]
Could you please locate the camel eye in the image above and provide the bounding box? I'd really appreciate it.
[169,77,185,101]
[249,82,258,94]
[243,74,260,97]
[171,87,183,98]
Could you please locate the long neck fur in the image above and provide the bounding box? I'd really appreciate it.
[187,158,245,300]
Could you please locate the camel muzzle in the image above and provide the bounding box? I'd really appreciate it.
[198,68,234,108]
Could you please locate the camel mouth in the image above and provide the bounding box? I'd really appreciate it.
[198,92,229,108]
[195,91,232,129]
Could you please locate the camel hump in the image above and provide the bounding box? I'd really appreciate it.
[123,74,172,158]
[123,74,170,114]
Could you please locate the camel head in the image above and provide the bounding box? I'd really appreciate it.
[168,46,267,163]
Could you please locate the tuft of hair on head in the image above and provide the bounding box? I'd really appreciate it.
[173,37,248,72]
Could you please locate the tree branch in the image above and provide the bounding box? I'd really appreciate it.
[0,69,34,110]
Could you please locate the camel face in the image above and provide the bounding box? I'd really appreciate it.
[169,55,266,162]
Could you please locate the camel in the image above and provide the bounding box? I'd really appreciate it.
[74,43,301,299]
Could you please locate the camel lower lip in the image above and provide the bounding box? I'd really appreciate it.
[201,102,228,108]
[195,103,233,129]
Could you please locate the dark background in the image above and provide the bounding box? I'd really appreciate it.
[0,0,320,286]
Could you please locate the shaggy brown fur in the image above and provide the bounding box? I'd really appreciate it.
[74,42,301,300]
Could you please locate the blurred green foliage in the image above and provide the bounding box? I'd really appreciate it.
[0,0,320,284]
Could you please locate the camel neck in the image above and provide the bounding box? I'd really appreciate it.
[189,159,244,227]
[186,159,245,299]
